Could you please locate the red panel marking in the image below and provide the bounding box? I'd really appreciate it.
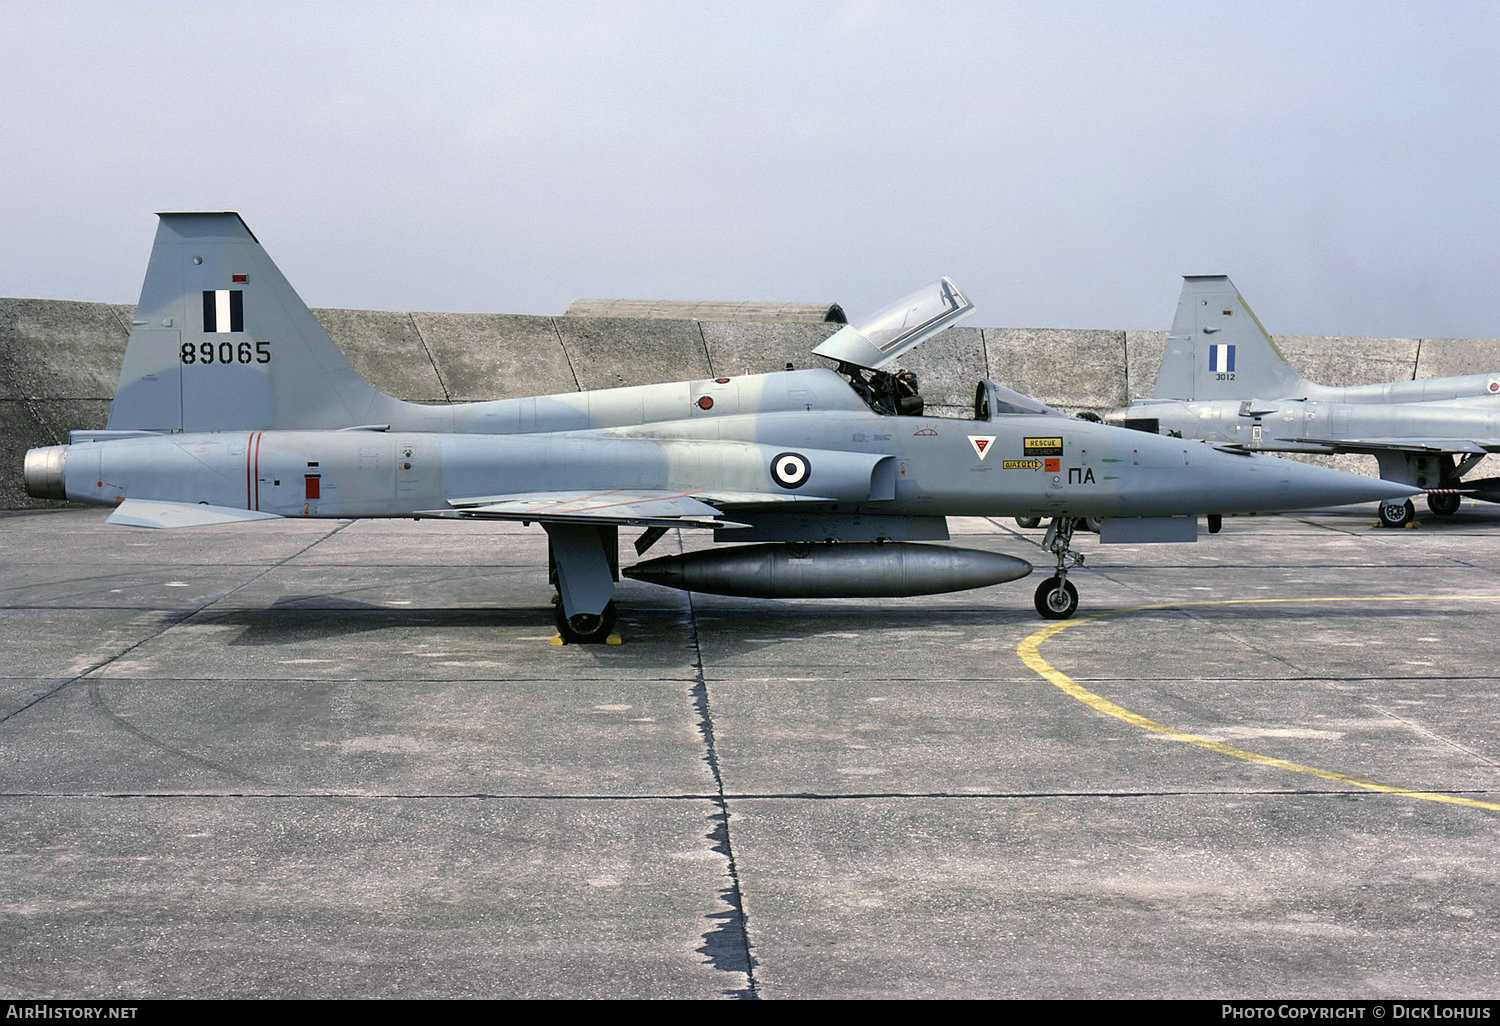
[516,489,627,512]
[253,432,262,510]
[553,490,707,514]
[246,432,254,510]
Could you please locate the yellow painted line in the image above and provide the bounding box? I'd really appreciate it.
[1016,594,1500,812]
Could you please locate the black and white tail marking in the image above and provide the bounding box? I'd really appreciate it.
[202,289,244,333]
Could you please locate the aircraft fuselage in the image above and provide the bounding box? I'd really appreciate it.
[1114,394,1500,457]
[44,367,1407,527]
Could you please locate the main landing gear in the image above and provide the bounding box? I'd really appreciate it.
[1380,492,1465,528]
[1378,499,1416,528]
[1033,517,1084,620]
[554,600,618,645]
[1375,453,1476,527]
[1426,491,1462,517]
[546,523,622,644]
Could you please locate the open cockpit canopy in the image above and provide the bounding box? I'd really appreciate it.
[813,277,974,372]
[815,277,1061,420]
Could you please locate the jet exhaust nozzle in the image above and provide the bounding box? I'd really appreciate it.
[23,446,67,500]
[624,542,1033,599]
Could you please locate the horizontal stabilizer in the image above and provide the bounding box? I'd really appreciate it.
[106,499,284,529]
[425,490,750,529]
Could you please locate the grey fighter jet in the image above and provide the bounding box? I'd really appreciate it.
[1108,275,1500,528]
[23,215,1415,640]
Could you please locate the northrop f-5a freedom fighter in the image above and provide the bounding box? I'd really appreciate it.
[23,215,1415,641]
[1109,275,1500,529]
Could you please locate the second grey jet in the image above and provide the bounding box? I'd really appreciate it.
[1108,275,1500,527]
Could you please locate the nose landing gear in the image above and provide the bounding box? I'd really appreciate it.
[1033,517,1084,620]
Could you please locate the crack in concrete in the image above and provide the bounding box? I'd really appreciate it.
[683,534,759,1000]
[406,314,452,403]
[548,317,582,393]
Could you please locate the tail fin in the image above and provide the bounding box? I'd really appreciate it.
[1151,275,1312,401]
[108,212,402,432]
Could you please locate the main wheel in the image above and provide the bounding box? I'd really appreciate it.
[1015,516,1042,529]
[1378,499,1416,528]
[1427,492,1461,517]
[554,600,618,644]
[1033,576,1079,620]
[1074,516,1102,534]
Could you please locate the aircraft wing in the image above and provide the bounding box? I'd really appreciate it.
[422,490,757,529]
[1277,436,1500,455]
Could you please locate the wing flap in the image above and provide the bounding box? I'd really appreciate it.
[424,490,752,529]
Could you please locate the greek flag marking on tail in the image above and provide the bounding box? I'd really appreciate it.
[1209,343,1236,373]
[203,289,244,333]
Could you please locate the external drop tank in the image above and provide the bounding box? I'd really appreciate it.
[623,542,1033,599]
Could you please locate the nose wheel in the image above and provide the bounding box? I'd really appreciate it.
[1033,576,1079,619]
[1034,517,1085,620]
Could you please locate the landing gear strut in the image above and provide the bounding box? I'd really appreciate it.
[1033,517,1084,620]
[545,523,621,644]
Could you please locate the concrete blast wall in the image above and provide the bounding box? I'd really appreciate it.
[7,297,1500,509]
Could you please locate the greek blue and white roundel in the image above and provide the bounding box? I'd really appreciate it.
[771,451,811,489]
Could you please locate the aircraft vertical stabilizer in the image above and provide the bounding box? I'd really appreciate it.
[1152,275,1312,402]
[107,212,403,432]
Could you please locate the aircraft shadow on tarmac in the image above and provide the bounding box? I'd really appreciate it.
[208,600,568,644]
[198,595,1039,657]
[187,590,1493,671]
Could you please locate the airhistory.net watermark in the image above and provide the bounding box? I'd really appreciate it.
[5,1008,137,1020]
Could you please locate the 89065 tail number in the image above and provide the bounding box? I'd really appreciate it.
[181,340,271,365]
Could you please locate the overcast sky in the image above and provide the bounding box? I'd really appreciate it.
[3,0,1499,337]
